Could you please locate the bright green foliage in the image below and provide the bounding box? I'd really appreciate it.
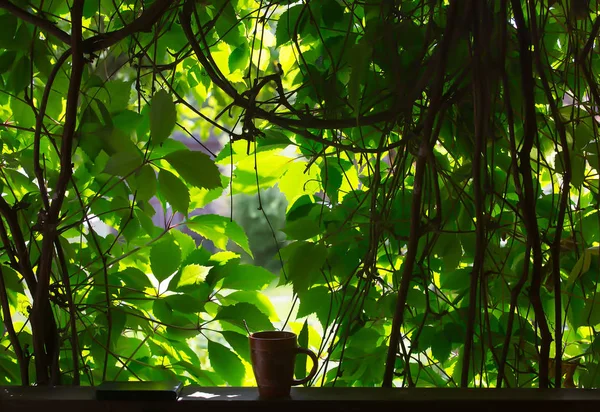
[0,0,599,391]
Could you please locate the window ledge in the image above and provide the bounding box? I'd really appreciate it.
[1,386,599,411]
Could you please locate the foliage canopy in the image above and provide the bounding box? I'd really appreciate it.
[0,0,600,389]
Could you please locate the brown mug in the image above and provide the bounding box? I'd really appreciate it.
[249,331,318,399]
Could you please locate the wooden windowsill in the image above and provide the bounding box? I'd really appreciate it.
[1,386,599,411]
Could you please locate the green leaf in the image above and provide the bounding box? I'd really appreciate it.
[582,298,600,326]
[175,264,211,289]
[571,154,585,189]
[187,214,252,256]
[158,169,190,214]
[320,163,343,204]
[228,44,250,73]
[208,340,245,386]
[214,3,245,47]
[348,40,371,116]
[103,151,143,176]
[134,164,157,202]
[348,328,381,354]
[295,320,309,383]
[10,97,35,127]
[7,56,31,93]
[1,265,23,306]
[164,150,222,190]
[410,326,436,353]
[297,286,329,318]
[225,291,279,321]
[575,121,594,151]
[440,268,470,291]
[150,236,182,282]
[0,13,17,48]
[216,302,274,332]
[163,294,204,314]
[0,51,17,74]
[286,241,327,295]
[103,80,133,113]
[219,264,275,290]
[276,5,308,47]
[431,330,452,363]
[118,267,152,291]
[283,216,321,240]
[172,230,196,260]
[153,298,173,323]
[150,90,176,145]
[321,1,344,27]
[433,233,462,272]
[222,331,251,363]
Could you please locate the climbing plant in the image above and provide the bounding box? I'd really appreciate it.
[0,0,599,389]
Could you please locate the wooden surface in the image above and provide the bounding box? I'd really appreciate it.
[1,386,600,411]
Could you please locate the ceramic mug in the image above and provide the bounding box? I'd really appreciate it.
[249,331,318,399]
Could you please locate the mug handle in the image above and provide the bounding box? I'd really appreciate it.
[292,347,318,386]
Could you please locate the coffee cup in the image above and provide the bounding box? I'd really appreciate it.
[249,331,318,399]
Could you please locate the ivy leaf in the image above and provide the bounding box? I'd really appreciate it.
[214,2,245,47]
[276,5,308,47]
[286,241,327,295]
[440,268,470,291]
[175,264,211,289]
[216,302,273,332]
[153,299,173,323]
[225,291,279,321]
[1,265,23,306]
[0,51,16,74]
[103,151,143,176]
[164,150,222,190]
[410,326,436,353]
[283,216,321,241]
[348,40,371,116]
[158,169,190,214]
[0,13,17,49]
[135,164,157,202]
[164,294,204,314]
[118,267,152,291]
[10,97,35,127]
[187,214,252,256]
[571,154,585,189]
[208,340,245,386]
[150,236,182,282]
[219,264,275,290]
[222,331,251,363]
[228,44,249,73]
[320,163,343,204]
[295,320,309,383]
[7,56,31,94]
[150,89,176,145]
[431,330,452,363]
[321,1,344,27]
[297,286,329,318]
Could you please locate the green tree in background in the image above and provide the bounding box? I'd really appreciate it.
[0,0,599,389]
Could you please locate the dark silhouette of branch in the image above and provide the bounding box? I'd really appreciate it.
[382,0,464,388]
[511,0,551,388]
[0,264,28,385]
[529,1,571,388]
[33,50,71,212]
[0,0,172,54]
[180,0,415,154]
[496,0,529,388]
[461,0,490,387]
[81,0,173,53]
[32,0,85,385]
[0,0,70,44]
